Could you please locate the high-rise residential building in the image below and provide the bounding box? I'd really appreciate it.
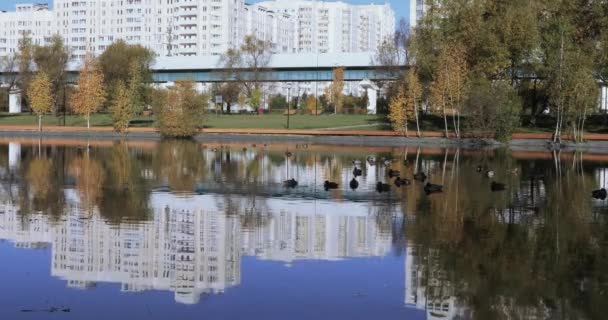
[242,3,297,54]
[255,0,395,54]
[0,1,395,60]
[408,0,428,29]
[0,3,54,57]
[53,0,244,60]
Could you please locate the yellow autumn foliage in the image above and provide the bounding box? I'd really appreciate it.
[70,55,106,128]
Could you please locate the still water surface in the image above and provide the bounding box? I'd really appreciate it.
[0,140,606,320]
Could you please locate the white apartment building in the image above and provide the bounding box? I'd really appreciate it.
[255,0,395,54]
[0,1,395,60]
[53,0,244,59]
[408,0,428,29]
[0,3,54,57]
[242,3,297,54]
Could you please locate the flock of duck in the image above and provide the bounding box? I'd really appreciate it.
[283,156,510,195]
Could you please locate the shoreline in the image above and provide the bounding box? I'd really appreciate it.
[0,125,608,153]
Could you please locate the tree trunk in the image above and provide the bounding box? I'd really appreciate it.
[415,106,421,138]
[443,104,449,139]
[87,116,90,130]
[38,115,42,132]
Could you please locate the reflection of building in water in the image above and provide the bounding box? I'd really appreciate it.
[0,191,398,304]
[405,244,470,320]
[50,192,242,305]
[241,200,394,264]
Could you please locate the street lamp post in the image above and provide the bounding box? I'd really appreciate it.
[287,85,291,129]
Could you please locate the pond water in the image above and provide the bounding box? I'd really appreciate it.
[0,139,606,320]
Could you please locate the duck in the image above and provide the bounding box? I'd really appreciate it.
[367,156,376,166]
[349,178,359,190]
[352,160,362,166]
[384,159,392,166]
[486,170,495,178]
[283,178,298,188]
[242,147,247,152]
[592,188,608,200]
[353,167,363,177]
[490,181,506,192]
[387,169,401,178]
[376,182,391,193]
[324,180,339,191]
[285,151,292,157]
[476,165,483,173]
[424,182,443,194]
[414,172,427,182]
[394,177,411,187]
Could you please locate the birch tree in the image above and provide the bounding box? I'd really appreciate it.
[70,56,106,129]
[27,72,54,131]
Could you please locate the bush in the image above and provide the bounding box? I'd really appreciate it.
[268,94,287,110]
[465,77,522,141]
[154,80,207,138]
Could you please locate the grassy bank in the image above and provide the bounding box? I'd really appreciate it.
[0,113,388,130]
[3,112,608,134]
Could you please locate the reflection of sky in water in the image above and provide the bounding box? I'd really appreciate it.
[0,140,607,319]
[0,243,420,320]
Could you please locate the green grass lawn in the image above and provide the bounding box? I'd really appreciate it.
[0,113,389,130]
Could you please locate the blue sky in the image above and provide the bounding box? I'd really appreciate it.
[0,0,408,21]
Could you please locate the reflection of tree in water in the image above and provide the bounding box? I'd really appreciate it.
[69,153,105,214]
[99,142,151,222]
[20,146,66,218]
[153,140,206,192]
[406,150,608,320]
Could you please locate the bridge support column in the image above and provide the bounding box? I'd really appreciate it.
[359,79,378,115]
[9,89,22,114]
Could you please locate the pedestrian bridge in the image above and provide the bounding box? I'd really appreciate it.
[0,52,403,84]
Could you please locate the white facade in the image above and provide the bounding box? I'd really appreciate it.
[53,0,243,59]
[0,3,54,57]
[0,1,395,60]
[254,0,395,54]
[409,0,428,29]
[242,4,297,54]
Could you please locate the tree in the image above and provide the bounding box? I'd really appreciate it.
[562,59,598,143]
[17,33,34,105]
[218,35,272,104]
[268,94,288,110]
[430,43,468,138]
[240,35,273,95]
[27,72,54,131]
[406,69,423,137]
[326,67,345,114]
[388,86,409,136]
[98,40,154,101]
[465,77,522,141]
[127,61,144,115]
[109,81,132,133]
[305,95,317,114]
[155,80,207,138]
[33,34,69,114]
[70,55,106,129]
[249,88,262,111]
[0,54,18,109]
